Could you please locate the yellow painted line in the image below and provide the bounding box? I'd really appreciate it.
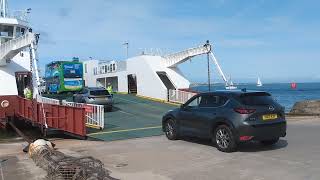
[115,92,128,94]
[88,125,162,136]
[136,95,180,106]
[86,123,101,129]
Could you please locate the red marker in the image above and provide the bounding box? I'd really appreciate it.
[291,82,297,89]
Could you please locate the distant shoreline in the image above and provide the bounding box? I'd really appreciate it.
[190,82,320,87]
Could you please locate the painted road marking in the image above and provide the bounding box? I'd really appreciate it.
[88,126,162,136]
[114,96,144,105]
[114,96,171,111]
[118,110,135,116]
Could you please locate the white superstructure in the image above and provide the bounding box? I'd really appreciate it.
[84,42,236,101]
[0,0,40,96]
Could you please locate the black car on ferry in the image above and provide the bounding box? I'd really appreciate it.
[162,90,286,152]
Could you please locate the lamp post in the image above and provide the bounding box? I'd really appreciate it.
[206,40,211,91]
[123,42,129,59]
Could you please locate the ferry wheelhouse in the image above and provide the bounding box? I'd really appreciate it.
[0,0,40,97]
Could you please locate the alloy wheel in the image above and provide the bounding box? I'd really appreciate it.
[165,121,174,137]
[216,128,230,149]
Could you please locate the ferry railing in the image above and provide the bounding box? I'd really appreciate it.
[168,89,197,104]
[36,95,60,105]
[62,101,104,130]
[2,11,29,22]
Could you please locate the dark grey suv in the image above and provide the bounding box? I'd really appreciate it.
[162,90,286,152]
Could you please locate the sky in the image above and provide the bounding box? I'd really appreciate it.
[10,0,320,83]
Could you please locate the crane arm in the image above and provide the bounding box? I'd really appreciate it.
[209,51,228,85]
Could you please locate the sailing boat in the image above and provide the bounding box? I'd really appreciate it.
[225,76,237,90]
[257,77,262,87]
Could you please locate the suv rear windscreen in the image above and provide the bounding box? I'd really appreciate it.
[240,92,276,106]
[89,89,110,96]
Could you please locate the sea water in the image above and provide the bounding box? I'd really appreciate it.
[191,82,320,112]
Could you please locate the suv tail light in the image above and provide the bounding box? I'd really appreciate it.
[234,108,256,114]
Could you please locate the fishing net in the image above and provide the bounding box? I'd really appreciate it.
[29,140,118,180]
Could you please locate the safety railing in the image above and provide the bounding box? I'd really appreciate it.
[168,89,198,104]
[36,95,60,105]
[62,101,104,130]
[2,11,30,22]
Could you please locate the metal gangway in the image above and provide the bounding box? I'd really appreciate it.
[164,43,211,68]
[164,41,236,89]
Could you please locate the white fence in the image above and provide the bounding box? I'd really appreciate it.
[62,101,105,130]
[36,95,105,130]
[168,89,197,104]
[36,95,60,105]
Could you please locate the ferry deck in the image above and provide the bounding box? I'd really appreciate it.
[82,94,176,141]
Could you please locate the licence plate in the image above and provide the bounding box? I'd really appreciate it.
[262,114,278,120]
[96,97,105,100]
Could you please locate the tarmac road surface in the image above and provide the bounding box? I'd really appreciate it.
[59,116,320,180]
[0,116,320,180]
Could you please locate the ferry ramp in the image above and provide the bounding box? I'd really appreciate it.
[87,94,177,141]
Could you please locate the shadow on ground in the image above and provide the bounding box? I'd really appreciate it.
[180,136,288,152]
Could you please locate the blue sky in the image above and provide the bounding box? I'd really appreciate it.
[11,0,320,83]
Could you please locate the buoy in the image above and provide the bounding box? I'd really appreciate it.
[291,82,297,89]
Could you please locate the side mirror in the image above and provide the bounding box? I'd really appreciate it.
[180,104,190,110]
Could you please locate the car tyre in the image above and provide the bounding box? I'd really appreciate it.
[164,119,179,140]
[260,138,279,146]
[214,125,237,153]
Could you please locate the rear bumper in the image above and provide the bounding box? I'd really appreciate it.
[237,121,287,141]
[86,99,113,106]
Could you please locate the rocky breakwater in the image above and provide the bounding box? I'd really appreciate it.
[290,100,320,116]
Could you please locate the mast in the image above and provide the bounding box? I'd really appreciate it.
[0,0,8,18]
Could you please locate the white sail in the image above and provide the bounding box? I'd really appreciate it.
[257,77,262,87]
[226,77,237,90]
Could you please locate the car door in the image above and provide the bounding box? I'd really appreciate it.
[192,95,224,137]
[178,95,202,136]
[179,94,226,138]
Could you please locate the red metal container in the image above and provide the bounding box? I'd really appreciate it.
[0,95,86,137]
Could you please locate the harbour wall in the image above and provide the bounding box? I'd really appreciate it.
[290,100,320,115]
